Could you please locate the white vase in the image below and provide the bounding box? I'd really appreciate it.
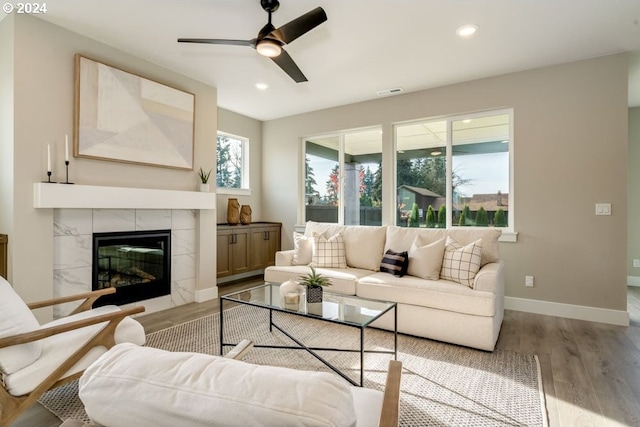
[279,279,303,297]
[200,183,210,192]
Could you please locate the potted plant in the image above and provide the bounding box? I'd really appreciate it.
[198,167,212,192]
[298,266,331,303]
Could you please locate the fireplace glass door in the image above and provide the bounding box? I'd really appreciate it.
[92,230,171,306]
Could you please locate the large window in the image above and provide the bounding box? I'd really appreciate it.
[304,128,382,226]
[217,132,248,191]
[396,110,512,230]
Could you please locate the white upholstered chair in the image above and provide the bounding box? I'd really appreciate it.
[66,340,402,427]
[0,276,145,427]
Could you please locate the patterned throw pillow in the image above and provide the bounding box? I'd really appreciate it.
[440,236,483,288]
[380,249,409,277]
[312,232,347,268]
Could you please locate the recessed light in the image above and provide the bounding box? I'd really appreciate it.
[430,150,442,156]
[462,119,472,124]
[255,82,269,90]
[456,24,479,38]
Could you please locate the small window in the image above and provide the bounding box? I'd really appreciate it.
[217,132,249,191]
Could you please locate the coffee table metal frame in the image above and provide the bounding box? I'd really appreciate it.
[220,282,397,387]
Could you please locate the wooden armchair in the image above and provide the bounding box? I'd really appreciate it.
[0,277,145,427]
[70,339,402,427]
[223,340,402,427]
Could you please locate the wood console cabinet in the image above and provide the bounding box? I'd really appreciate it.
[217,222,281,279]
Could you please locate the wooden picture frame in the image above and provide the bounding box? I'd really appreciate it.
[74,54,195,170]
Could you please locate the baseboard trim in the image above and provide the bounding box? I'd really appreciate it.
[628,276,640,287]
[195,286,218,303]
[505,296,629,326]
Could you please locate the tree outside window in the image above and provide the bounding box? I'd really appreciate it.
[217,133,247,189]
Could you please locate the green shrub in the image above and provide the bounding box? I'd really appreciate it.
[437,205,446,227]
[476,207,488,226]
[458,212,466,226]
[408,203,420,228]
[494,208,507,227]
[426,205,435,228]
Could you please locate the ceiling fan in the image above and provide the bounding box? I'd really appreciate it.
[178,0,327,83]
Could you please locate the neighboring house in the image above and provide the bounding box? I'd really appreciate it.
[397,185,444,224]
[455,191,509,224]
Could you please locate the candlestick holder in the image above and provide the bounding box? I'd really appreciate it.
[43,171,57,183]
[62,160,74,184]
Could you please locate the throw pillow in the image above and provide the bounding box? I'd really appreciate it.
[440,236,483,288]
[292,232,313,265]
[312,232,347,268]
[379,249,409,277]
[407,236,446,280]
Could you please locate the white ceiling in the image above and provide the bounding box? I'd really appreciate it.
[8,0,640,121]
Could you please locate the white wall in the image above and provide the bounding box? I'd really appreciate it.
[4,14,218,317]
[261,54,629,316]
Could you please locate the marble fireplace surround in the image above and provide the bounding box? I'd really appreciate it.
[34,183,216,318]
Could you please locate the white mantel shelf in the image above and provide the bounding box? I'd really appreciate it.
[34,183,216,210]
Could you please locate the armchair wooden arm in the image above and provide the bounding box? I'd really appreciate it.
[27,287,116,314]
[379,360,402,427]
[0,305,144,349]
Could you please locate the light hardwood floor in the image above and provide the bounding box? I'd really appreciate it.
[12,281,640,427]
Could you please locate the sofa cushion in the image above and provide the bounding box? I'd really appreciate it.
[446,228,501,266]
[3,305,145,396]
[440,237,483,288]
[385,226,446,252]
[407,236,445,280]
[0,277,43,374]
[380,250,408,277]
[312,232,347,268]
[357,273,495,317]
[385,226,500,267]
[292,232,313,265]
[79,343,358,427]
[341,226,387,271]
[265,265,372,295]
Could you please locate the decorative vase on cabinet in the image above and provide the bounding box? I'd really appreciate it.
[227,198,240,225]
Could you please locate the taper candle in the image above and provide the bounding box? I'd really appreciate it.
[65,135,69,161]
[47,144,51,172]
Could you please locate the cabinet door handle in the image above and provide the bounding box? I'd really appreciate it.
[231,234,236,244]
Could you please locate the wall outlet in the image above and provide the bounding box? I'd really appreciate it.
[634,259,640,268]
[525,276,534,287]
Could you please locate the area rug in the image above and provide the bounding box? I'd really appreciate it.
[39,305,548,427]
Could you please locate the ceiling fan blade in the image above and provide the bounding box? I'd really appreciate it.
[270,49,307,83]
[177,38,255,47]
[267,7,327,44]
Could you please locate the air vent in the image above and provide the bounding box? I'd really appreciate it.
[376,87,404,96]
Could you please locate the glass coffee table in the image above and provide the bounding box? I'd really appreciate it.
[220,282,397,386]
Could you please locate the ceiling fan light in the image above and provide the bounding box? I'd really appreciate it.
[256,39,282,57]
[456,24,479,38]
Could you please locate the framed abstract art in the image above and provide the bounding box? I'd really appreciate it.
[74,54,195,170]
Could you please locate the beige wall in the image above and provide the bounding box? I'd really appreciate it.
[4,15,218,309]
[262,54,629,312]
[630,107,640,280]
[0,16,14,276]
[216,108,262,224]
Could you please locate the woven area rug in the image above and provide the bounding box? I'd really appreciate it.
[39,305,548,427]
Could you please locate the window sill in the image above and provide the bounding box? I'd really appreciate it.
[217,187,252,196]
[499,231,518,243]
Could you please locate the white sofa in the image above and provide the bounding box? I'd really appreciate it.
[264,222,505,351]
